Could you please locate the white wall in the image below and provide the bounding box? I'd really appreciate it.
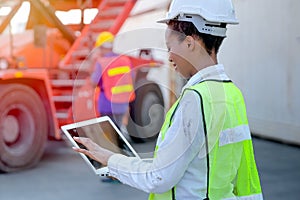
[220,0,300,144]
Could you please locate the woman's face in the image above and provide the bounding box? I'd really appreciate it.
[165,29,196,79]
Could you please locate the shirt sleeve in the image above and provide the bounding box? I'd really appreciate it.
[91,62,102,85]
[108,90,206,193]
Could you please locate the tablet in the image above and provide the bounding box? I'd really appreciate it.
[61,116,140,176]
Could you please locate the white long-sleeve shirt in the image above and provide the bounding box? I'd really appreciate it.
[108,64,230,199]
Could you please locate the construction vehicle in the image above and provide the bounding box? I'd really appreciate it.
[0,0,166,172]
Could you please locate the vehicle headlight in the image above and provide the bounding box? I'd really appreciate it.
[0,57,9,70]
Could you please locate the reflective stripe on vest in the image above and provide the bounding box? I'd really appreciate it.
[111,84,134,94]
[149,80,262,200]
[107,66,131,76]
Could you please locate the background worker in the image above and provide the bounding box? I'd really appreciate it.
[91,31,135,132]
[74,0,263,199]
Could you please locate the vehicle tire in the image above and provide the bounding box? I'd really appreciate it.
[0,84,48,172]
[128,81,165,143]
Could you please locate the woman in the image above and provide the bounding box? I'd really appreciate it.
[73,0,263,199]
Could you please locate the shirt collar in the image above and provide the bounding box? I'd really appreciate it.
[182,64,230,92]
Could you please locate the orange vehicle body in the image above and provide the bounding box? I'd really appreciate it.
[0,0,165,172]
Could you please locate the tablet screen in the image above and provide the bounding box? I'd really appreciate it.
[65,120,136,169]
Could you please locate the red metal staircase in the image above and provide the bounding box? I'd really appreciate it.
[52,0,138,125]
[59,0,136,69]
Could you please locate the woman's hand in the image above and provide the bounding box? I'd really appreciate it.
[72,137,114,166]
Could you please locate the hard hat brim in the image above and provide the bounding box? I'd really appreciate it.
[157,17,171,24]
[157,14,229,37]
[157,16,239,25]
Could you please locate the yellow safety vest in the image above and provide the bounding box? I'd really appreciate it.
[149,80,263,200]
[98,55,135,103]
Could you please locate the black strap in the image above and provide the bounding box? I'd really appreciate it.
[168,95,184,128]
[185,88,210,200]
[172,187,176,200]
[195,79,232,84]
[168,80,231,200]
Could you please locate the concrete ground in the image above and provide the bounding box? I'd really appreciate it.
[0,137,299,200]
[252,137,300,199]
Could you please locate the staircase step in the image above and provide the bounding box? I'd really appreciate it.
[106,0,128,7]
[89,20,115,31]
[58,63,82,70]
[80,35,95,48]
[71,49,91,59]
[53,95,73,103]
[61,64,94,73]
[99,7,123,18]
[51,79,86,88]
[56,110,69,119]
[59,62,93,71]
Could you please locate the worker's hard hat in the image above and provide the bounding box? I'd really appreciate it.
[158,0,239,37]
[95,31,114,48]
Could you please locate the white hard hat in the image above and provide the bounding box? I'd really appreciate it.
[158,0,239,37]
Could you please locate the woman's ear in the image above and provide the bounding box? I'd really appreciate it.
[185,36,195,51]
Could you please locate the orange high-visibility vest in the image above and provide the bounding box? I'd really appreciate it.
[98,55,135,103]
